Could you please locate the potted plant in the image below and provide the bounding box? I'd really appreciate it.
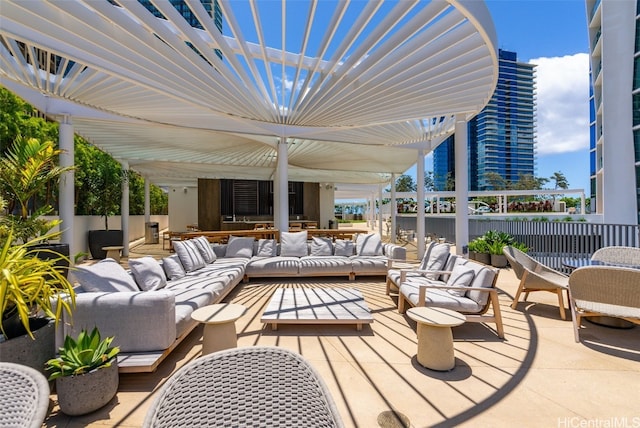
[0,136,74,274]
[467,237,491,264]
[0,228,76,373]
[481,230,516,268]
[86,154,124,259]
[46,327,120,416]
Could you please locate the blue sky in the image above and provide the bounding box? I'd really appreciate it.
[411,0,592,193]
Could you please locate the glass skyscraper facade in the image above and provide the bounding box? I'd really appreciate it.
[433,50,536,191]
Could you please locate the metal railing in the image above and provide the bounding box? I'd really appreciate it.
[397,216,640,272]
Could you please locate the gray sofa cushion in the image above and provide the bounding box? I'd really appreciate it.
[72,258,140,292]
[226,236,255,258]
[162,254,186,280]
[356,233,383,256]
[299,256,352,275]
[246,256,300,276]
[173,239,206,272]
[350,255,387,274]
[193,236,216,263]
[280,231,308,257]
[445,263,475,297]
[256,239,277,257]
[129,256,167,291]
[334,239,354,256]
[419,243,450,279]
[310,237,333,256]
[399,281,483,313]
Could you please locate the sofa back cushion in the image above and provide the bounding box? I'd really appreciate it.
[193,236,217,263]
[457,260,497,307]
[445,264,475,297]
[173,239,206,272]
[72,258,139,292]
[226,236,255,258]
[356,233,383,256]
[310,237,333,256]
[162,254,186,280]
[280,231,308,257]
[256,239,277,257]
[334,239,354,256]
[419,243,450,279]
[129,256,168,291]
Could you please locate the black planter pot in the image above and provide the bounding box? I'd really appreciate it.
[88,230,123,259]
[30,242,71,278]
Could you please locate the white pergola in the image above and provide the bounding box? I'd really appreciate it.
[0,0,498,257]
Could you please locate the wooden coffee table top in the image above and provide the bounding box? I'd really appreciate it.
[261,288,373,329]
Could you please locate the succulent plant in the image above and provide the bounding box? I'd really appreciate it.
[45,327,119,380]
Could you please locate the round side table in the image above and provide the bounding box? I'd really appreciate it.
[406,307,466,371]
[191,303,247,355]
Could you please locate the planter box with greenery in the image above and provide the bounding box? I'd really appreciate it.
[46,327,120,416]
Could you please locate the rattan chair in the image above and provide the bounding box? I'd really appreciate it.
[591,246,640,266]
[143,346,344,428]
[503,246,569,320]
[0,362,50,428]
[568,266,640,342]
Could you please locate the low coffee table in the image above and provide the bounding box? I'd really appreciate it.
[261,288,373,331]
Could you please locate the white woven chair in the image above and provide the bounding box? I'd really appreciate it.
[0,362,50,428]
[503,246,569,320]
[568,266,640,342]
[143,346,344,428]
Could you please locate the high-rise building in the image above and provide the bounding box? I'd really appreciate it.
[139,0,223,58]
[586,0,639,224]
[433,50,536,191]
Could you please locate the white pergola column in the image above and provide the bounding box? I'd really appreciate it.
[378,184,384,239]
[58,115,75,256]
[144,178,150,223]
[369,194,375,229]
[454,115,469,257]
[416,149,426,260]
[120,161,130,257]
[275,139,289,232]
[390,173,397,244]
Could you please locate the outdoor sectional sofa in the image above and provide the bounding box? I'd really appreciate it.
[62,232,405,373]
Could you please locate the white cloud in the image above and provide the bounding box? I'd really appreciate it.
[531,53,590,155]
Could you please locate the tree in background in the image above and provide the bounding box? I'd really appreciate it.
[1,88,167,217]
[550,171,569,190]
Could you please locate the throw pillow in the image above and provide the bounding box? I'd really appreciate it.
[256,239,277,257]
[334,239,354,257]
[193,236,216,263]
[172,239,206,272]
[72,258,139,292]
[445,264,476,297]
[162,254,186,280]
[129,256,167,291]
[226,236,255,258]
[280,231,308,257]
[310,236,333,256]
[420,243,450,279]
[356,233,383,256]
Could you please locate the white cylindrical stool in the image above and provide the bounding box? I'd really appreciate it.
[191,303,246,355]
[406,307,465,371]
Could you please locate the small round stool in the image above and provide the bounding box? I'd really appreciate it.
[407,307,465,371]
[191,303,246,355]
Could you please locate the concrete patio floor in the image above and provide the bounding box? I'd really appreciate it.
[44,237,640,428]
